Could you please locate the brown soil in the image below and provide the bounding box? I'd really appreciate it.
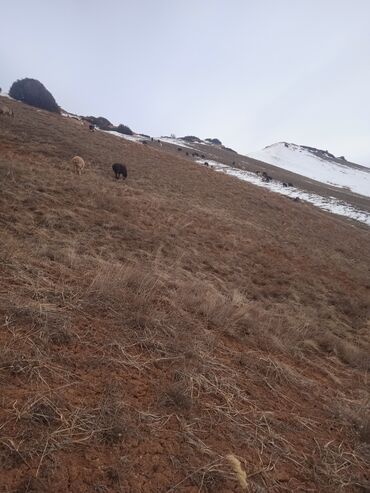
[0,96,369,492]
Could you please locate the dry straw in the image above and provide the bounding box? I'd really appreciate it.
[227,454,248,490]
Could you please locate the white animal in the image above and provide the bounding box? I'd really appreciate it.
[71,156,86,175]
[0,104,14,117]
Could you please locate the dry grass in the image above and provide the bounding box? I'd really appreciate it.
[160,381,193,411]
[226,454,248,490]
[0,96,369,492]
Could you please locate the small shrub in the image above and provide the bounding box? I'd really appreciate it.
[9,78,60,113]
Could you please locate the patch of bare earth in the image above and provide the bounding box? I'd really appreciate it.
[0,97,369,492]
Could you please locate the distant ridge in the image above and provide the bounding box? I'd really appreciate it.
[248,142,370,197]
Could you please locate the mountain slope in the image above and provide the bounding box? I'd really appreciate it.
[145,135,370,225]
[248,142,370,197]
[0,96,370,492]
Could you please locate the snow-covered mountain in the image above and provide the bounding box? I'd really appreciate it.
[248,143,370,198]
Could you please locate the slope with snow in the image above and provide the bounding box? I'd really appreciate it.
[90,127,370,225]
[195,159,370,226]
[100,129,151,143]
[248,143,370,198]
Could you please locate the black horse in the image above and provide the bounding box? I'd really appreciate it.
[112,163,128,180]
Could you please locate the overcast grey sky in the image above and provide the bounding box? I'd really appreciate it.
[1,0,369,164]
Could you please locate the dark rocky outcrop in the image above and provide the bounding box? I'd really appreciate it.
[205,138,222,145]
[9,78,60,113]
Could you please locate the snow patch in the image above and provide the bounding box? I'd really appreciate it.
[0,92,13,99]
[195,159,370,227]
[62,112,82,121]
[158,137,196,150]
[248,143,370,198]
[100,130,150,143]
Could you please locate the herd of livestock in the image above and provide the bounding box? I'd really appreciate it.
[0,101,294,189]
[0,102,128,180]
[71,155,128,179]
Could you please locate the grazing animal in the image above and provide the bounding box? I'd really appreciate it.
[186,151,189,156]
[151,137,154,141]
[0,104,14,117]
[283,182,288,187]
[261,171,272,183]
[177,147,182,152]
[72,156,86,175]
[201,154,205,159]
[89,124,95,132]
[112,163,128,180]
[204,162,209,167]
[288,182,293,187]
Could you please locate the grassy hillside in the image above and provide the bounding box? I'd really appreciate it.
[0,97,369,492]
[166,142,370,216]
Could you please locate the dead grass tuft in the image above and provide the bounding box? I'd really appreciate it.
[179,280,249,332]
[22,396,64,426]
[96,394,130,444]
[160,381,193,411]
[0,348,50,383]
[226,454,248,490]
[86,261,162,330]
[335,340,370,370]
